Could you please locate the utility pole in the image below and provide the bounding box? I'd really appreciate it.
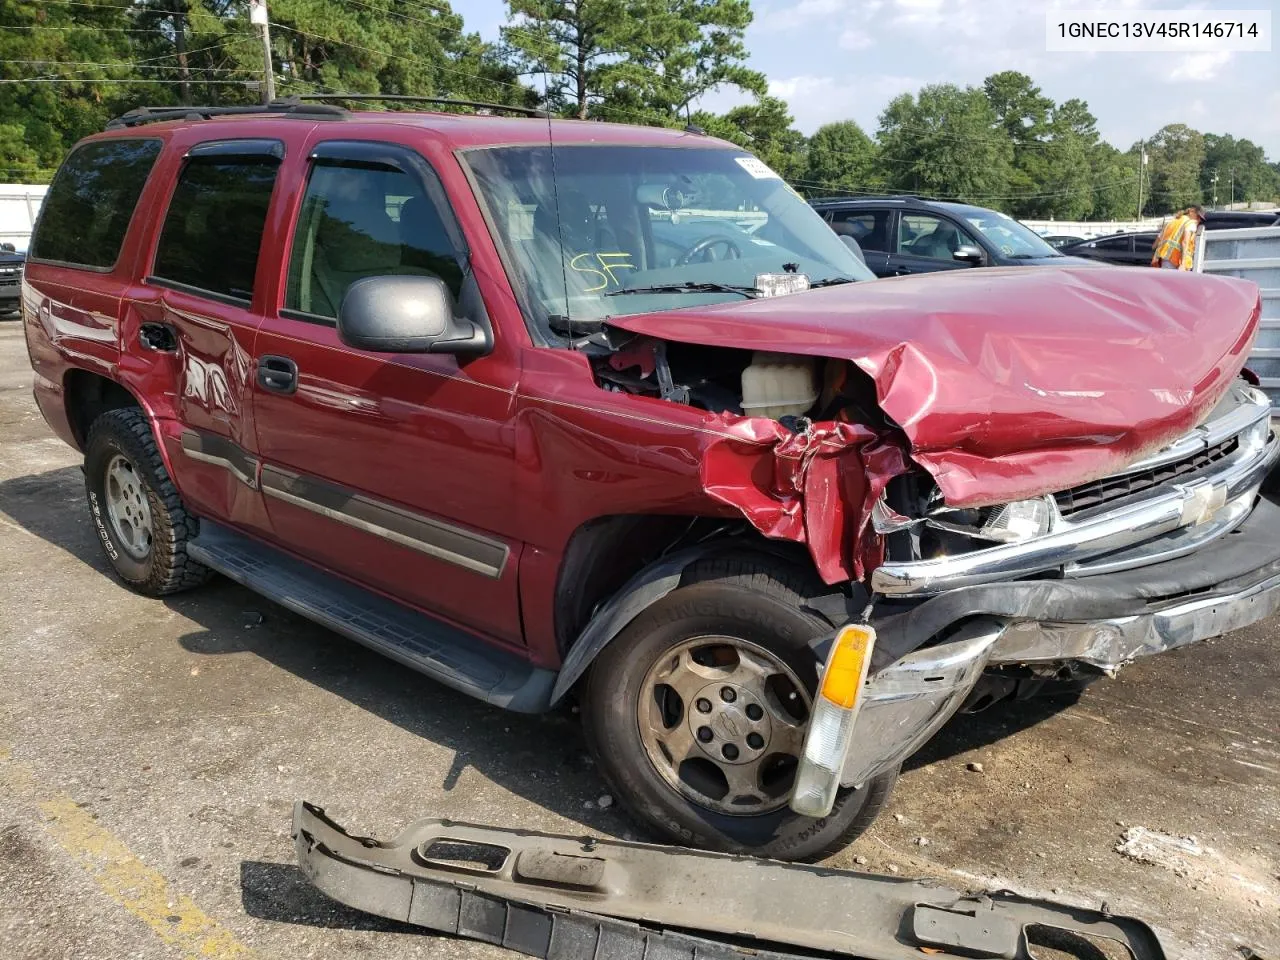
[1229,168,1235,208]
[249,0,275,104]
[174,0,190,105]
[1136,139,1146,219]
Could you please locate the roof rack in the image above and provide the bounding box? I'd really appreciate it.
[283,93,551,119]
[808,194,923,204]
[105,100,346,130]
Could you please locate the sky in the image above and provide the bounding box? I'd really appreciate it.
[464,0,1280,157]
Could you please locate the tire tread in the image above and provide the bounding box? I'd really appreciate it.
[85,408,210,596]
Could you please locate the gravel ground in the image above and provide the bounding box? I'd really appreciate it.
[0,319,1276,960]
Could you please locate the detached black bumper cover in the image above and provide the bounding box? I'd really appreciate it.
[292,801,1167,960]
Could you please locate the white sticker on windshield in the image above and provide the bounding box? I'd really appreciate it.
[735,156,781,180]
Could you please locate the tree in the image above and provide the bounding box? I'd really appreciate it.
[503,0,764,123]
[877,84,1013,205]
[265,0,534,107]
[1087,143,1140,220]
[1201,134,1280,206]
[802,121,877,196]
[982,71,1050,202]
[690,95,806,179]
[1143,123,1205,214]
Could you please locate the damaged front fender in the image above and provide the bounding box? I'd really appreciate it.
[701,417,909,583]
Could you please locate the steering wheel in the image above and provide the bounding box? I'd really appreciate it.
[677,234,743,265]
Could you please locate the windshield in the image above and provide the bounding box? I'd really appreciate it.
[465,144,873,335]
[961,211,1061,258]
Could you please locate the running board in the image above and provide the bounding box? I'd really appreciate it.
[187,521,554,713]
[293,802,1168,960]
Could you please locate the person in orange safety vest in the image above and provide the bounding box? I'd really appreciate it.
[1150,206,1204,270]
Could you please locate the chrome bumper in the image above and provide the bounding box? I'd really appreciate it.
[834,562,1280,788]
[871,389,1278,597]
[990,567,1280,674]
[838,620,1002,788]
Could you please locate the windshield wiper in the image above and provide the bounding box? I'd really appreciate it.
[808,276,857,288]
[1007,252,1061,259]
[604,281,758,299]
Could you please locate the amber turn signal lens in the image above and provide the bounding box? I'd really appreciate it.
[819,624,875,709]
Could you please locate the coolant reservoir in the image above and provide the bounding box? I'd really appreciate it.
[740,352,819,420]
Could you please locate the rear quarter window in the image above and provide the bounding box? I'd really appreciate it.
[152,155,281,302]
[29,139,162,270]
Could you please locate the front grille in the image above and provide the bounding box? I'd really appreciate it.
[1054,436,1239,516]
[0,276,17,287]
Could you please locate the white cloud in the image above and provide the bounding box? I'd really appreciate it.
[1179,50,1235,81]
[838,28,873,50]
[767,75,836,100]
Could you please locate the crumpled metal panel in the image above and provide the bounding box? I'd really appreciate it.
[609,267,1261,509]
[700,417,907,582]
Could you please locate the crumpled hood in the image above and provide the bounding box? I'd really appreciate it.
[608,266,1261,506]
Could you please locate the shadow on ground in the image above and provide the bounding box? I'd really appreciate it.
[239,860,417,933]
[1,465,1081,838]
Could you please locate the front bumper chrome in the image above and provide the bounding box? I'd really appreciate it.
[837,620,1002,788]
[871,387,1278,597]
[990,567,1280,674]
[828,557,1280,790]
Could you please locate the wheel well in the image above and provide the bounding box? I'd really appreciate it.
[64,370,141,449]
[552,515,816,656]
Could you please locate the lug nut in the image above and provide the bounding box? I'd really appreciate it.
[695,698,712,714]
[722,744,739,760]
[745,703,763,721]
[746,732,765,750]
[696,726,713,743]
[720,686,737,703]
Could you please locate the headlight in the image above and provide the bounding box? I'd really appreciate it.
[979,498,1054,542]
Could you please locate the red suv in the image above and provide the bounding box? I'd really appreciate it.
[21,100,1278,861]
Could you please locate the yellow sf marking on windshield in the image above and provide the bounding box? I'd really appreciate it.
[569,252,636,291]
[1,745,262,959]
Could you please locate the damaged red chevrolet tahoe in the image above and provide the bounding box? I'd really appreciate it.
[22,103,1278,861]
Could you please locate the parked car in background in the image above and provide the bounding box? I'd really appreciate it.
[1203,209,1280,230]
[1059,231,1159,267]
[1041,234,1085,248]
[0,242,24,316]
[810,196,1090,277]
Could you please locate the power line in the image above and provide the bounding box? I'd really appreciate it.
[1,60,248,73]
[787,172,1141,204]
[1,25,176,33]
[0,77,260,84]
[9,0,194,12]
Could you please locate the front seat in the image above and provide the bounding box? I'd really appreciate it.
[914,221,962,259]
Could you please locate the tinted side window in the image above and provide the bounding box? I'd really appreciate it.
[152,157,280,301]
[1094,236,1132,251]
[30,139,161,269]
[898,213,977,259]
[830,209,891,252]
[285,163,465,320]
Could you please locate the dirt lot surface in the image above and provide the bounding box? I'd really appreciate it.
[0,319,1277,960]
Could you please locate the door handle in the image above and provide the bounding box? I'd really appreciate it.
[257,355,298,394]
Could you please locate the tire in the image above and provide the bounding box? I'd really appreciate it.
[582,556,897,862]
[83,407,211,596]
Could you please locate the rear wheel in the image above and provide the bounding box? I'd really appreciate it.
[582,556,896,861]
[84,408,210,596]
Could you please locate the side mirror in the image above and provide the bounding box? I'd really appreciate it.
[952,245,984,265]
[337,275,489,355]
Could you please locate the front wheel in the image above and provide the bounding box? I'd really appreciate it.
[582,556,896,861]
